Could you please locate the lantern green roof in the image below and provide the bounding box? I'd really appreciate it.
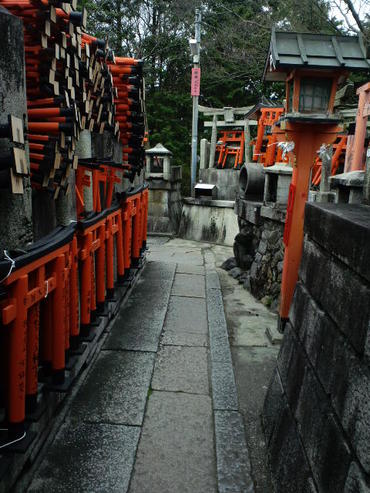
[264,29,370,81]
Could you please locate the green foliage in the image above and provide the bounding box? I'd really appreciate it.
[79,0,362,194]
[147,89,193,194]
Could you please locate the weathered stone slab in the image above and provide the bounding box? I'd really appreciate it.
[161,296,208,347]
[28,422,140,493]
[140,260,176,282]
[129,391,217,493]
[104,317,163,352]
[152,346,209,395]
[214,410,254,493]
[268,402,315,493]
[176,263,205,275]
[171,273,206,298]
[300,239,370,355]
[149,248,204,266]
[304,203,370,283]
[103,263,175,352]
[103,292,167,351]
[70,350,155,426]
[294,365,352,492]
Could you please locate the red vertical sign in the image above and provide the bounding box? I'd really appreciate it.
[191,68,201,96]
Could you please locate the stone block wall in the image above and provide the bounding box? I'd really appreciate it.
[199,168,239,201]
[233,199,286,310]
[263,202,370,492]
[147,166,182,235]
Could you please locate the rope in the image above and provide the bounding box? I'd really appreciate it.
[0,250,16,284]
[0,429,26,450]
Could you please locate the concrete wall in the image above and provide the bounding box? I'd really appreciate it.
[234,199,286,310]
[263,202,370,492]
[199,168,239,201]
[178,198,238,246]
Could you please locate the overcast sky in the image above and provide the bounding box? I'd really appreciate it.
[330,0,369,33]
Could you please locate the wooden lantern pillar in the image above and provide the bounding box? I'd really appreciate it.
[277,120,341,328]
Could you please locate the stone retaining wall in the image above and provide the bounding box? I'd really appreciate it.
[263,202,370,492]
[147,166,182,235]
[233,199,286,310]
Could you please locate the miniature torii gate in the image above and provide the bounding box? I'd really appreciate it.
[199,105,257,168]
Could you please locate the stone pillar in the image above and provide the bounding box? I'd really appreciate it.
[200,138,210,170]
[76,130,93,213]
[244,119,251,164]
[55,174,77,226]
[208,115,218,168]
[0,8,33,249]
[320,145,332,193]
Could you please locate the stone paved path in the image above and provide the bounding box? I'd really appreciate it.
[27,238,255,493]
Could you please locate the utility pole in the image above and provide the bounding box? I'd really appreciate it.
[190,8,201,194]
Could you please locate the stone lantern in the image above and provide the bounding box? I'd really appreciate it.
[145,143,173,180]
[264,29,370,330]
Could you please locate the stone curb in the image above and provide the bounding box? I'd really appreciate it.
[206,269,255,492]
[214,410,255,493]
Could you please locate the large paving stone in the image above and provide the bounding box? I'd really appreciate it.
[104,263,174,352]
[140,260,176,282]
[176,263,205,275]
[214,410,254,493]
[103,299,167,352]
[171,273,206,298]
[152,346,209,395]
[161,296,208,347]
[28,422,140,493]
[70,350,155,426]
[147,236,171,246]
[149,248,203,266]
[104,317,163,352]
[129,391,217,493]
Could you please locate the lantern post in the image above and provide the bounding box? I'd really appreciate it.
[263,30,370,331]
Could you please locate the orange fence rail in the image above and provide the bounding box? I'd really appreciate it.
[0,184,148,447]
